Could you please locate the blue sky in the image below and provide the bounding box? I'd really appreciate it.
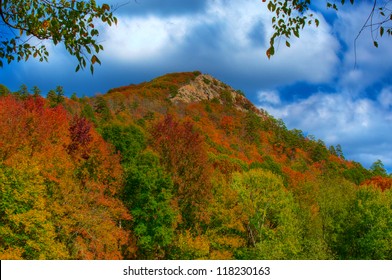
[1,0,391,172]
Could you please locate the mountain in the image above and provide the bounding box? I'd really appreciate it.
[1,71,392,260]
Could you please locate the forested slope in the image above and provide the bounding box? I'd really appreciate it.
[1,71,391,260]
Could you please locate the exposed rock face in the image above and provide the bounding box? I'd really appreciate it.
[171,74,266,118]
[171,74,223,103]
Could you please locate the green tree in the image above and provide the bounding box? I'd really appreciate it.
[101,123,146,164]
[94,95,111,122]
[70,92,78,102]
[336,185,392,259]
[231,169,302,259]
[46,86,65,107]
[317,177,356,259]
[17,84,29,99]
[81,102,97,124]
[0,84,10,96]
[55,85,65,104]
[31,86,41,98]
[370,159,388,177]
[0,0,117,72]
[123,150,176,259]
[243,111,262,143]
[46,89,57,107]
[335,144,345,159]
[264,0,391,57]
[329,145,337,156]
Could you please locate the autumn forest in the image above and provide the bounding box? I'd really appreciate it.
[1,71,391,260]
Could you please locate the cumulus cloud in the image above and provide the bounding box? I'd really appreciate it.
[257,90,281,105]
[378,87,392,109]
[257,89,392,170]
[2,0,342,94]
[102,15,191,62]
[97,0,340,88]
[251,1,392,172]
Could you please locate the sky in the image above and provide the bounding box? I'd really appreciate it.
[1,0,391,172]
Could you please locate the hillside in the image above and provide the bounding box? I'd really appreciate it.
[1,71,392,260]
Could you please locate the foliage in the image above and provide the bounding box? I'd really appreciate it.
[231,169,302,259]
[336,185,392,259]
[370,159,388,177]
[101,123,146,164]
[46,86,65,107]
[0,0,117,72]
[0,84,11,95]
[362,176,392,192]
[316,177,357,259]
[0,95,132,259]
[0,163,69,259]
[151,114,213,229]
[1,72,391,260]
[123,150,176,259]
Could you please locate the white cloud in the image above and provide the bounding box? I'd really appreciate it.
[102,15,191,62]
[96,0,340,88]
[333,2,392,92]
[378,87,392,109]
[9,0,342,96]
[257,90,281,105]
[257,89,392,170]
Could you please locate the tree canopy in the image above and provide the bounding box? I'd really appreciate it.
[0,0,117,72]
[264,0,392,58]
[1,71,392,260]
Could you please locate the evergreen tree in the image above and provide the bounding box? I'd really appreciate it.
[31,86,41,98]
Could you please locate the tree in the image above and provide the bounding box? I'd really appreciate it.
[151,114,213,229]
[0,84,10,96]
[55,85,65,104]
[46,89,57,106]
[0,95,132,259]
[46,86,65,107]
[335,144,345,159]
[231,169,302,259]
[264,0,392,58]
[123,150,176,259]
[101,123,146,164]
[31,86,41,98]
[370,159,388,177]
[17,84,29,99]
[0,0,117,72]
[336,185,392,259]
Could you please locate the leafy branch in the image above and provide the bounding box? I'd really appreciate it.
[0,0,118,73]
[264,0,392,59]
